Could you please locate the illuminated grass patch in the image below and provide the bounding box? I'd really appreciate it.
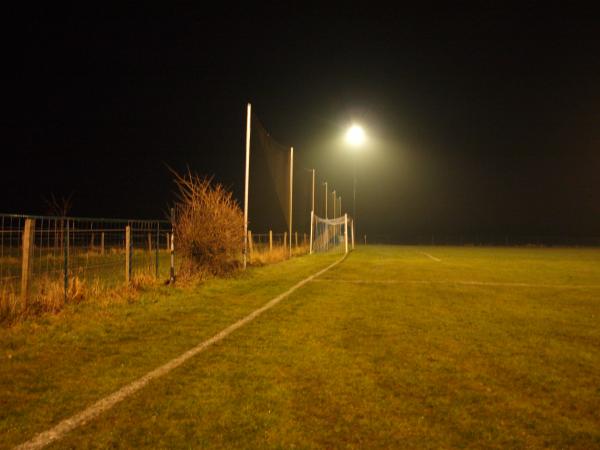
[1,246,599,448]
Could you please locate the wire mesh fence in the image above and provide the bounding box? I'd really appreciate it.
[248,230,309,251]
[0,214,174,303]
[246,230,310,263]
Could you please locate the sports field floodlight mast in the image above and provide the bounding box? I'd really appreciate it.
[344,124,366,236]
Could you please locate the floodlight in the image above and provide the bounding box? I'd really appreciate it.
[345,124,366,147]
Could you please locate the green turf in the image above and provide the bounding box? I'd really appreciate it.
[1,246,599,448]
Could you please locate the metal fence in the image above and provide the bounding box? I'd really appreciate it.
[0,214,173,301]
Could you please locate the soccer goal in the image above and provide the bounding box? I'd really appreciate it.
[310,211,354,254]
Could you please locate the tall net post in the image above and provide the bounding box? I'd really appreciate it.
[324,182,328,218]
[289,147,293,258]
[344,213,348,254]
[243,103,251,269]
[311,169,315,217]
[309,210,314,254]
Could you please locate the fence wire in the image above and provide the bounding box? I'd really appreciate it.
[0,214,173,299]
[247,230,310,255]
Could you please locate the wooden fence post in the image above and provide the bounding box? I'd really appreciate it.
[100,232,105,256]
[169,232,175,284]
[21,218,35,303]
[283,232,287,249]
[166,232,170,250]
[125,225,131,284]
[147,232,152,252]
[155,224,159,278]
[295,231,298,248]
[269,230,273,253]
[63,219,69,301]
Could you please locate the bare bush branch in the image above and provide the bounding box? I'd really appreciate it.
[172,170,244,275]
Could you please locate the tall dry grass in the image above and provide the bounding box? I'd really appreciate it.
[249,244,309,265]
[1,269,161,326]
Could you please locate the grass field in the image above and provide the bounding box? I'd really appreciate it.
[1,246,599,448]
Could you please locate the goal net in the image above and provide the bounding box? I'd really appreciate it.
[310,213,354,254]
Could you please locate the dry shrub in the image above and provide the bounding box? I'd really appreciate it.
[172,170,244,276]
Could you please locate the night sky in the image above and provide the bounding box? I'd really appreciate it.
[3,6,600,241]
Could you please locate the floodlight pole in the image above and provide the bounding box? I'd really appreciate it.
[344,213,348,254]
[289,147,293,258]
[332,191,336,219]
[323,181,328,219]
[309,210,314,254]
[353,155,357,241]
[310,169,315,253]
[311,169,315,217]
[243,103,251,269]
[338,196,342,243]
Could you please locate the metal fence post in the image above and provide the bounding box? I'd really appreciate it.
[21,218,35,304]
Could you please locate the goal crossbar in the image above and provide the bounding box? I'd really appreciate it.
[310,212,354,254]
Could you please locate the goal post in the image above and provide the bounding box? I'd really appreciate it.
[311,213,354,254]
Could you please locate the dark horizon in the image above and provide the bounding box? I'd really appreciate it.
[3,6,600,241]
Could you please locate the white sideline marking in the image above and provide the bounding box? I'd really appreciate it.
[312,278,600,289]
[14,255,347,450]
[418,251,441,262]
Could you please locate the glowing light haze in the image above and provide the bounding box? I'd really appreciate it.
[345,125,366,147]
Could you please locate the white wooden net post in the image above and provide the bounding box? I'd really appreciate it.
[289,147,293,258]
[344,214,348,254]
[309,211,314,254]
[247,230,253,258]
[243,103,251,269]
